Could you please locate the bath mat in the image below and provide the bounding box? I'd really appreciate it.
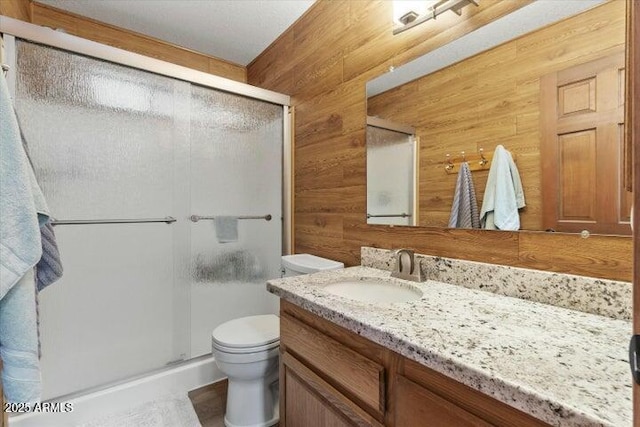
[76,393,201,427]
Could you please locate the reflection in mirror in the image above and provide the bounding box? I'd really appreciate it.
[366,117,417,225]
[366,0,631,235]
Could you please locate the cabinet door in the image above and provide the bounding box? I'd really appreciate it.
[280,313,385,415]
[282,352,383,427]
[395,375,493,427]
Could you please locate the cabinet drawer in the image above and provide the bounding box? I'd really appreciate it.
[403,359,550,426]
[395,375,493,427]
[280,313,385,414]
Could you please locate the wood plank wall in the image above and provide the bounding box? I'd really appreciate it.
[368,1,626,231]
[0,0,29,21]
[0,0,246,82]
[248,0,633,282]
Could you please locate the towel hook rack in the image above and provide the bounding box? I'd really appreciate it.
[445,148,513,174]
[445,154,454,172]
[479,148,488,166]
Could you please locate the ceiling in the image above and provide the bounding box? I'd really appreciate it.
[37,0,316,66]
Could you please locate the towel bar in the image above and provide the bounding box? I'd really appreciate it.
[367,213,411,218]
[190,214,272,222]
[51,217,176,225]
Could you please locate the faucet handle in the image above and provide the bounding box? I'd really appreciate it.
[391,249,424,282]
[393,249,414,274]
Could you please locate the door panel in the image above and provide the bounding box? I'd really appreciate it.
[541,50,631,235]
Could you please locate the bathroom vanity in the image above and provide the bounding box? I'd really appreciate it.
[267,263,631,426]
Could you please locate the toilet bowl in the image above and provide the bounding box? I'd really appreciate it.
[212,255,343,426]
[212,314,280,427]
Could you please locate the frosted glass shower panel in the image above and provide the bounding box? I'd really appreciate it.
[14,40,191,398]
[38,225,176,398]
[189,86,283,356]
[367,126,416,226]
[15,41,177,218]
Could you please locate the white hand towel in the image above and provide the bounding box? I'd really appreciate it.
[214,216,239,243]
[480,145,525,230]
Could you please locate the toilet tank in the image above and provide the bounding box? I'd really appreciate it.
[281,254,344,277]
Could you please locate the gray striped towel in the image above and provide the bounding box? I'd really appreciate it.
[448,162,480,229]
[36,220,63,292]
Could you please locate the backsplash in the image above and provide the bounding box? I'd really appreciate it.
[361,247,631,321]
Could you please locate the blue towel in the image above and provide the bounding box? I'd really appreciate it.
[17,121,63,293]
[0,72,49,403]
[36,214,63,292]
[0,270,41,403]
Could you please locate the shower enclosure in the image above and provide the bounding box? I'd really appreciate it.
[4,31,288,402]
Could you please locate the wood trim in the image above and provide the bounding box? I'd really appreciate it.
[27,2,246,82]
[0,0,31,22]
[0,17,288,106]
[287,106,296,254]
[366,116,415,135]
[625,0,634,192]
[629,0,640,422]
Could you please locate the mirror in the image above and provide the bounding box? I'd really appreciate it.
[366,116,418,226]
[366,0,631,235]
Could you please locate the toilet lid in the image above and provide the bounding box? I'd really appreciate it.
[212,314,279,350]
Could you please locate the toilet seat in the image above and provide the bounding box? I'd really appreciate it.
[212,314,280,354]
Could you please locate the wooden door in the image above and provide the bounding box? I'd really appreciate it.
[541,49,632,235]
[629,0,640,423]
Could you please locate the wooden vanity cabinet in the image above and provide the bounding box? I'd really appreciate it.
[279,300,550,427]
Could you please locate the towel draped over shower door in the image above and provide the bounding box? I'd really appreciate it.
[0,73,50,404]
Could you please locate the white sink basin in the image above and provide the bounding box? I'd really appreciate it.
[323,279,422,303]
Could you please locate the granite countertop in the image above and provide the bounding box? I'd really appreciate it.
[267,266,632,427]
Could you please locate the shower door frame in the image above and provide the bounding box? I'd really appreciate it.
[0,16,293,254]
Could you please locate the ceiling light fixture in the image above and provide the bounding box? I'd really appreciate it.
[393,0,479,35]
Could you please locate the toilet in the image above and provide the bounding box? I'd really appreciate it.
[212,254,343,427]
[281,253,344,277]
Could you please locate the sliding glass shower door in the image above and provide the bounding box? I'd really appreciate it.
[189,86,282,356]
[13,40,283,399]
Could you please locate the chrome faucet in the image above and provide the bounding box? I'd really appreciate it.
[391,249,425,282]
